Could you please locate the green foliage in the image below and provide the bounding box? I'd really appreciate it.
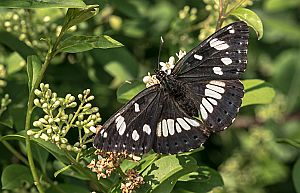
[0,0,299,193]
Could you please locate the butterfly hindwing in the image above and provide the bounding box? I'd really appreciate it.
[93,85,163,154]
[153,94,209,154]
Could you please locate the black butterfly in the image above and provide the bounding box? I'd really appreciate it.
[94,21,249,154]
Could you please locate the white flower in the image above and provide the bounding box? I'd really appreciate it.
[160,56,175,75]
[176,50,186,60]
[89,126,97,133]
[143,72,160,88]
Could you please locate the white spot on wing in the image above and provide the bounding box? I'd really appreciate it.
[157,122,162,137]
[134,103,140,112]
[209,80,225,87]
[118,122,126,135]
[167,119,175,135]
[205,89,222,99]
[143,124,151,135]
[209,38,229,50]
[132,130,139,141]
[177,118,191,130]
[115,115,124,124]
[221,58,232,65]
[202,98,213,113]
[208,98,218,106]
[200,104,208,120]
[162,119,168,137]
[213,67,223,75]
[103,132,107,138]
[175,122,182,133]
[184,117,200,127]
[194,54,203,60]
[206,84,225,93]
[229,29,235,34]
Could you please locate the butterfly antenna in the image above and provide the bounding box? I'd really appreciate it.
[157,36,164,69]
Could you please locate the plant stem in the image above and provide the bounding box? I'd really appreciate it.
[216,0,225,30]
[1,140,29,165]
[24,29,65,193]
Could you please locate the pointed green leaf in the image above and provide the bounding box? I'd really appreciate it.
[242,79,275,107]
[0,0,86,8]
[293,158,300,193]
[1,164,33,190]
[174,166,224,193]
[117,80,145,103]
[57,35,123,53]
[27,55,42,91]
[137,155,198,193]
[64,5,99,30]
[230,8,264,39]
[54,165,72,178]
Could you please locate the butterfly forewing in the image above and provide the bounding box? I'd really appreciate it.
[173,21,249,81]
[169,21,249,132]
[93,85,163,154]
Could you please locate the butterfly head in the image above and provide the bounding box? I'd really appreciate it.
[155,69,167,82]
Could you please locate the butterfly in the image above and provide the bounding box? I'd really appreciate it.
[94,21,249,154]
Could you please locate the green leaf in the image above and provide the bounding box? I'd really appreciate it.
[0,31,35,60]
[53,160,89,180]
[0,0,86,8]
[230,8,264,40]
[64,5,99,31]
[6,52,26,75]
[104,62,134,88]
[0,133,70,164]
[264,0,300,12]
[241,79,275,107]
[137,155,198,193]
[57,35,123,53]
[54,165,72,178]
[1,164,33,190]
[277,138,300,149]
[27,55,42,91]
[45,183,90,193]
[293,158,300,193]
[173,166,224,193]
[31,143,49,173]
[117,80,145,103]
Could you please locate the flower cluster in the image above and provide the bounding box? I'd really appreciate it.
[27,83,101,152]
[179,5,198,22]
[143,50,186,87]
[0,94,11,117]
[121,169,144,193]
[87,150,129,179]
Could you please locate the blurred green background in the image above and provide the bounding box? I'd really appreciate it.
[0,0,300,193]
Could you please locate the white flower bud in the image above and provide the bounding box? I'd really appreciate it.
[91,107,99,113]
[78,94,83,100]
[60,144,67,149]
[44,84,49,90]
[65,94,71,101]
[82,145,87,149]
[89,126,97,133]
[33,121,42,127]
[26,130,34,136]
[52,92,57,98]
[84,103,92,109]
[60,138,68,144]
[54,118,60,122]
[40,133,49,141]
[34,99,41,107]
[39,118,48,124]
[67,102,77,108]
[84,89,91,95]
[45,89,52,99]
[34,133,40,138]
[34,89,42,97]
[73,147,79,152]
[69,96,75,102]
[87,95,95,101]
[52,126,59,132]
[52,101,60,108]
[42,103,48,109]
[54,135,60,142]
[47,128,52,134]
[66,145,72,151]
